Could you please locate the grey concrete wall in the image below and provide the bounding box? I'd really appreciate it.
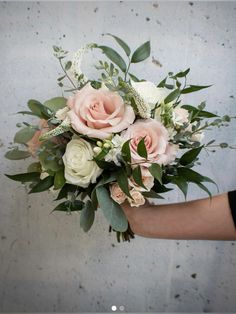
[0,1,236,312]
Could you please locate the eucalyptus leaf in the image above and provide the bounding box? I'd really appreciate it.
[27,99,51,119]
[43,97,67,113]
[5,149,31,160]
[131,41,151,63]
[14,127,37,144]
[80,200,95,232]
[96,185,128,232]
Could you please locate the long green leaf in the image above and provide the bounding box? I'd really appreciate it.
[29,176,54,193]
[53,200,84,212]
[171,176,188,199]
[137,138,147,159]
[5,172,40,182]
[98,45,127,72]
[117,169,132,198]
[179,146,203,166]
[148,163,162,185]
[164,88,180,104]
[54,169,66,190]
[106,33,131,57]
[131,41,151,63]
[96,185,128,232]
[132,166,147,190]
[181,85,212,94]
[121,139,131,163]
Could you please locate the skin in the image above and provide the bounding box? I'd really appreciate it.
[122,193,236,240]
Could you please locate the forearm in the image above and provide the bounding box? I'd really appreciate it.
[122,193,236,240]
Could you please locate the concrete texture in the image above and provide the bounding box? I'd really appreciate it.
[0,1,236,312]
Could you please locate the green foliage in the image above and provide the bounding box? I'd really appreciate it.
[5,149,31,160]
[53,200,84,212]
[54,184,78,201]
[132,165,146,190]
[5,172,40,183]
[96,185,128,232]
[179,146,203,166]
[27,162,42,173]
[164,88,180,104]
[137,138,147,159]
[117,169,132,198]
[80,200,95,232]
[29,175,54,193]
[170,176,188,199]
[43,97,67,113]
[148,164,163,185]
[38,142,63,172]
[14,126,37,144]
[98,45,127,72]
[27,99,52,119]
[121,139,131,163]
[181,85,212,94]
[106,33,131,57]
[142,190,164,199]
[131,41,151,63]
[54,169,66,190]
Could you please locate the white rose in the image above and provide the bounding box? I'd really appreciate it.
[131,81,170,108]
[62,137,103,187]
[128,189,145,207]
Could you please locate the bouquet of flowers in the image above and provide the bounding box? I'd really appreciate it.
[5,35,233,242]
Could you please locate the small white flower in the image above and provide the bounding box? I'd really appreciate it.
[172,107,189,127]
[104,135,125,166]
[71,44,95,83]
[191,131,204,142]
[131,81,170,109]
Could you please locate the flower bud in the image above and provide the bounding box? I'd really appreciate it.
[93,147,102,155]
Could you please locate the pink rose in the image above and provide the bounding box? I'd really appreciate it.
[109,183,126,204]
[122,119,177,166]
[67,83,135,139]
[128,189,145,207]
